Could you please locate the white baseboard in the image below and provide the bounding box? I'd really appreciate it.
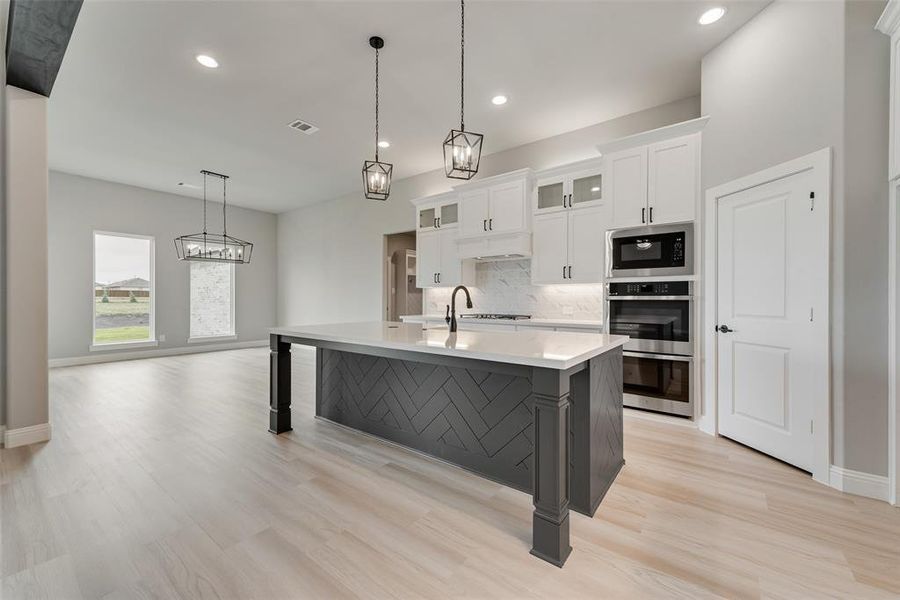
[829,465,891,502]
[4,423,51,448]
[49,339,268,368]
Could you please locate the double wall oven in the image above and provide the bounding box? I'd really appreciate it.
[606,224,695,417]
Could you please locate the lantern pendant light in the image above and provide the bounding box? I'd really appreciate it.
[174,170,253,264]
[443,0,483,180]
[362,36,392,201]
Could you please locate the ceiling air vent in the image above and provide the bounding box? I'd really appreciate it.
[287,119,319,135]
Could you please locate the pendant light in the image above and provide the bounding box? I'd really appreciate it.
[443,0,483,180]
[362,36,392,201]
[174,170,253,264]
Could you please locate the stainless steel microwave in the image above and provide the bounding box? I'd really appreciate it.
[606,223,694,278]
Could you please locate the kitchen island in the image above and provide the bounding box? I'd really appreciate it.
[268,321,628,567]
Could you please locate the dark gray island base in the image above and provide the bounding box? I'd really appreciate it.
[268,323,626,567]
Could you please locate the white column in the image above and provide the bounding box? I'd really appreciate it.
[4,85,50,447]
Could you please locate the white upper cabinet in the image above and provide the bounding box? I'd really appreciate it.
[458,189,491,237]
[416,229,441,287]
[416,192,460,231]
[413,191,474,288]
[647,134,698,225]
[534,158,603,216]
[607,146,649,228]
[604,131,700,228]
[455,170,532,240]
[488,179,527,233]
[531,206,605,285]
[567,206,605,284]
[531,212,569,284]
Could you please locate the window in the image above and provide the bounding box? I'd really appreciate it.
[93,232,155,346]
[190,262,235,339]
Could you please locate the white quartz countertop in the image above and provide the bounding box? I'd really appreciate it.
[400,314,604,329]
[271,322,627,370]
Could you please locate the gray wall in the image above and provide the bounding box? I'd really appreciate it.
[701,0,889,476]
[48,171,277,360]
[277,96,700,326]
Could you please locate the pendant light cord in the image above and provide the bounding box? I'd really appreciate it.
[374,44,380,162]
[460,0,465,131]
[202,171,208,235]
[222,176,227,237]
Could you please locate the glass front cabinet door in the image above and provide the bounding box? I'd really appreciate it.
[570,171,602,207]
[418,206,437,230]
[536,178,567,213]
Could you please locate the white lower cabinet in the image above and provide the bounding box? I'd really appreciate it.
[531,206,604,285]
[416,228,474,289]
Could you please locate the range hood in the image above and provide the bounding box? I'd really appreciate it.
[457,232,531,262]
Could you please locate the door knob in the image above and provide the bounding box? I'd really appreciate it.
[717,325,734,333]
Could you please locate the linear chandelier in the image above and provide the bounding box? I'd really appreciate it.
[174,170,253,264]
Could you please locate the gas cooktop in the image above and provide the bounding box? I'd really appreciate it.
[459,313,532,320]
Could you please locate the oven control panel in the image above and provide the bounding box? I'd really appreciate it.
[607,281,691,296]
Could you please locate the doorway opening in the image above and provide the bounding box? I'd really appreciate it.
[383,231,421,321]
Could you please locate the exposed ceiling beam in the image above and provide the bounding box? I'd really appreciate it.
[6,0,83,97]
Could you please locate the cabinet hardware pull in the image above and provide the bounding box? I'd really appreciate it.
[568,265,572,279]
[563,266,567,279]
[642,207,646,224]
[568,194,572,208]
[562,195,566,208]
[437,273,441,284]
[649,207,653,223]
[489,218,493,230]
[434,217,438,228]
[483,219,487,231]
[434,273,437,284]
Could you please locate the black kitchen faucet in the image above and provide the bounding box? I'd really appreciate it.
[445,285,473,333]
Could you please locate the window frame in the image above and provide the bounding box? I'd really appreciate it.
[90,230,157,351]
[188,260,236,343]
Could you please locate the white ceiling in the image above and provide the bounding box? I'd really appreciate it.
[49,0,768,213]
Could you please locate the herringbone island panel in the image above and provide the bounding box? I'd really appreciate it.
[318,349,536,491]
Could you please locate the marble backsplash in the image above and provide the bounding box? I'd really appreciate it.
[421,260,603,320]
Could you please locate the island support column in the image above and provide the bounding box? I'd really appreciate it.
[269,334,292,434]
[530,368,572,567]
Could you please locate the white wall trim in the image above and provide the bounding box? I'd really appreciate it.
[888,181,899,506]
[829,465,891,502]
[49,339,267,368]
[4,423,51,448]
[701,147,832,487]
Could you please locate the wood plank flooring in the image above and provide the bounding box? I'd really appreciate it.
[2,346,899,599]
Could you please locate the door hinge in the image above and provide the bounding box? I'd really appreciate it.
[810,191,815,211]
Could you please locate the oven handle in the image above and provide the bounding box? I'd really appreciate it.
[623,350,693,362]
[608,295,693,301]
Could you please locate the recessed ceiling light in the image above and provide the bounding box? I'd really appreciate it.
[698,7,725,25]
[196,54,219,68]
[378,140,391,149]
[491,95,508,106]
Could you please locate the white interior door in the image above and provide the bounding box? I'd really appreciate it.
[716,169,827,472]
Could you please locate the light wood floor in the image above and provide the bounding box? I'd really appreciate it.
[2,347,899,599]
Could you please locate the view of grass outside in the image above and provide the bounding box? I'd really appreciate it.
[94,297,151,343]
[94,232,154,345]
